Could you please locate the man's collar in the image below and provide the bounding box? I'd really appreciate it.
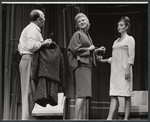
[30,22,41,32]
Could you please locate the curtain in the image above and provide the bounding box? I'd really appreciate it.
[3,4,12,119]
[88,4,148,119]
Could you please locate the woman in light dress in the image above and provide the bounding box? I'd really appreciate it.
[98,16,135,120]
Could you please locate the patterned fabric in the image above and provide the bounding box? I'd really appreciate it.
[32,42,65,83]
[31,42,65,106]
[35,78,58,107]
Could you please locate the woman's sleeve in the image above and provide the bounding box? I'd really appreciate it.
[127,37,135,65]
[69,32,90,56]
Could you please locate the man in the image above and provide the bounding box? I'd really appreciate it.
[18,9,52,120]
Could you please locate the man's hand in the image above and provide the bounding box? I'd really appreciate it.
[45,39,52,44]
[43,39,52,47]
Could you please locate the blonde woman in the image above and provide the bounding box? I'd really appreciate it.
[68,13,105,119]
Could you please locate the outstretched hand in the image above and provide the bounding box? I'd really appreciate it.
[96,55,109,63]
[97,55,103,62]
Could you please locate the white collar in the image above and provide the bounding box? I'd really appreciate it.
[30,22,41,32]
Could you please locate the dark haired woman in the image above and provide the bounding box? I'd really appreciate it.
[98,16,135,120]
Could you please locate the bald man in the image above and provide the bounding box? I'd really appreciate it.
[18,9,52,120]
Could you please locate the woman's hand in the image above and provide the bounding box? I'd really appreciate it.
[95,46,106,53]
[97,55,103,62]
[125,68,130,80]
[96,56,110,63]
[88,45,95,51]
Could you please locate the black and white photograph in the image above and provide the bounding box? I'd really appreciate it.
[2,1,148,121]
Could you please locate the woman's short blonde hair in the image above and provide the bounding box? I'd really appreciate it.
[75,13,90,30]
